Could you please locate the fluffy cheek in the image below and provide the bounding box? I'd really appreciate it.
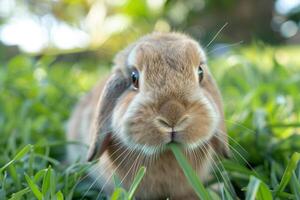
[112,93,167,152]
[184,96,219,149]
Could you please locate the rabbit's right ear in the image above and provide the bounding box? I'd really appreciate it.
[87,70,129,161]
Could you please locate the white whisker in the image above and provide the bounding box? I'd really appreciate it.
[206,41,243,55]
[205,22,229,49]
[80,146,131,199]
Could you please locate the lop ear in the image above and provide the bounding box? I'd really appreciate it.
[87,70,129,161]
[203,70,230,158]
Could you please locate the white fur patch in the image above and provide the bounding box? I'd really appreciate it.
[111,90,159,155]
[196,44,207,63]
[127,45,138,67]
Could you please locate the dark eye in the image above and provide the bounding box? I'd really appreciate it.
[131,68,139,89]
[198,65,204,82]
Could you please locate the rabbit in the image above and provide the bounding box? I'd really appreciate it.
[67,32,229,200]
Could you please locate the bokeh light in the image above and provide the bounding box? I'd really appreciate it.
[0,0,300,54]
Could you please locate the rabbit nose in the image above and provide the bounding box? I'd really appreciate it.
[157,100,186,127]
[155,117,178,140]
[155,115,189,129]
[156,117,172,128]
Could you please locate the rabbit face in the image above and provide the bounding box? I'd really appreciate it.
[111,35,220,155]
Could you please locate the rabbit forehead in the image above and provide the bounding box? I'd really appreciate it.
[127,37,205,71]
[128,40,204,91]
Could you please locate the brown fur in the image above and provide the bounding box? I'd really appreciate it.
[67,32,228,199]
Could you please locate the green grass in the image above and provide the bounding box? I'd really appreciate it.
[169,143,213,200]
[0,44,300,199]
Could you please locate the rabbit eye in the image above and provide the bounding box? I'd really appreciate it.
[131,68,139,89]
[198,65,204,82]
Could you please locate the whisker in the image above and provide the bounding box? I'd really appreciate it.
[120,144,145,188]
[73,136,123,190]
[204,141,236,196]
[131,146,147,183]
[75,133,133,181]
[198,143,223,191]
[224,119,256,134]
[216,129,249,155]
[190,146,199,170]
[205,22,229,49]
[96,147,135,199]
[206,41,244,55]
[213,132,261,179]
[80,145,131,199]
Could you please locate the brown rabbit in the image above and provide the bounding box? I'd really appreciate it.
[67,32,228,199]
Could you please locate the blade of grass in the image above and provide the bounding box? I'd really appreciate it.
[222,160,268,182]
[111,187,128,200]
[245,176,261,200]
[256,180,273,200]
[33,153,60,166]
[0,144,33,173]
[34,169,47,182]
[42,166,52,199]
[50,167,56,198]
[28,145,35,176]
[274,152,300,197]
[208,189,221,200]
[8,164,21,190]
[24,173,43,200]
[291,172,300,200]
[56,191,64,200]
[169,143,212,200]
[222,186,234,200]
[113,173,122,188]
[8,188,30,200]
[270,161,279,188]
[0,171,7,198]
[277,192,294,199]
[128,166,146,200]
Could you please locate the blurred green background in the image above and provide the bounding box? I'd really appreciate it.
[0,0,300,199]
[1,0,300,56]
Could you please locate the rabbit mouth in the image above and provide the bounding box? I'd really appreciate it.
[119,131,212,157]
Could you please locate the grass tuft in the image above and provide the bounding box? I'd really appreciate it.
[169,143,213,200]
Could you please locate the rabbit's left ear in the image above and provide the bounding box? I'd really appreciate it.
[202,70,230,158]
[87,70,129,161]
